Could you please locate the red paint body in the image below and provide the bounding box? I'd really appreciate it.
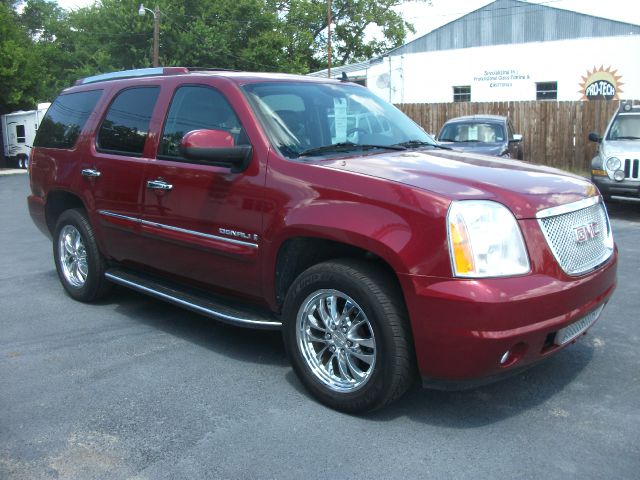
[28,72,617,383]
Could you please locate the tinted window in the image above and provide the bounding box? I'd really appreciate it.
[16,125,26,143]
[34,90,102,149]
[97,87,159,156]
[159,85,246,160]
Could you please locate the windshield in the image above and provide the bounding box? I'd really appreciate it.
[438,122,505,143]
[607,114,640,140]
[241,82,435,158]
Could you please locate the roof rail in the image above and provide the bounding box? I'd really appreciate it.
[75,67,189,86]
[185,67,241,73]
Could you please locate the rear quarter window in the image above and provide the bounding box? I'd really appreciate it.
[34,90,103,149]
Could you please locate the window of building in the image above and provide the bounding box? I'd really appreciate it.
[453,86,471,102]
[97,87,160,156]
[159,85,247,160]
[16,125,26,143]
[536,82,557,101]
[34,90,103,149]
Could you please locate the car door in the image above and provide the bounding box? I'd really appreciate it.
[135,83,266,298]
[87,85,160,264]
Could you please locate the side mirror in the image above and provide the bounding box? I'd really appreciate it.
[179,129,252,173]
[510,134,523,143]
[588,132,602,143]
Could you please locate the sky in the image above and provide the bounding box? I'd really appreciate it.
[55,0,640,41]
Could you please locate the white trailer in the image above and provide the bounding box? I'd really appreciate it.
[1,103,50,169]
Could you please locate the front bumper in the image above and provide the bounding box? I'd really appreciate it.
[399,251,617,387]
[592,175,640,199]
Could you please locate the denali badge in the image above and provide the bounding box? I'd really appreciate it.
[574,222,600,244]
[219,228,258,242]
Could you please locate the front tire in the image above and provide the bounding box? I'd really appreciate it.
[282,259,415,413]
[53,209,111,302]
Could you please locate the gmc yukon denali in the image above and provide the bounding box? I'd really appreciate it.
[28,68,617,412]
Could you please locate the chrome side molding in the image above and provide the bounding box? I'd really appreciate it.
[97,210,259,248]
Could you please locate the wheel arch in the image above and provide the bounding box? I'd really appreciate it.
[45,189,87,234]
[268,232,407,314]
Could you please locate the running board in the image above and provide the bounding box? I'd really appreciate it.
[105,268,281,330]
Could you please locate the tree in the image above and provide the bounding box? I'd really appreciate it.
[278,0,422,70]
[0,3,42,113]
[0,0,420,113]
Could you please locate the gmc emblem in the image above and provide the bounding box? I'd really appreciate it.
[574,222,600,244]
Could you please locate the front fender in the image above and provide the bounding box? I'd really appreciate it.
[260,155,453,308]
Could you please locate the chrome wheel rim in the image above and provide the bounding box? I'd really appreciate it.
[58,225,88,288]
[296,289,376,393]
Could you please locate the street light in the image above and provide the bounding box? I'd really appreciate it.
[138,3,160,67]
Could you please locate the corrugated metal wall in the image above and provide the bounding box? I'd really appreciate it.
[391,0,640,56]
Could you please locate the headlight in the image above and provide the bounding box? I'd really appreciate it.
[447,200,530,277]
[606,157,621,171]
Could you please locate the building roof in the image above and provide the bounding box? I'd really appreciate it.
[308,0,640,77]
[386,0,640,56]
[307,59,371,80]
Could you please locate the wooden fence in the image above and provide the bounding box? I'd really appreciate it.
[396,100,634,174]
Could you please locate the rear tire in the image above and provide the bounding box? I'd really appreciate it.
[282,259,415,413]
[53,209,111,302]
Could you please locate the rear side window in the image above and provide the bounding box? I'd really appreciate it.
[97,87,160,156]
[159,85,246,160]
[16,125,26,143]
[34,90,102,149]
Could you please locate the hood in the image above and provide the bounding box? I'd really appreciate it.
[438,142,506,157]
[320,149,597,219]
[602,139,640,157]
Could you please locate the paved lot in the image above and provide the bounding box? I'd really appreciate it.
[1,174,639,479]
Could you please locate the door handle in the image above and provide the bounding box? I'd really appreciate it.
[81,168,101,178]
[146,179,173,191]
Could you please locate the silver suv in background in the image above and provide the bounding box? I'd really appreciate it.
[589,102,640,201]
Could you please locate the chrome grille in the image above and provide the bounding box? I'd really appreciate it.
[623,158,640,180]
[537,197,614,276]
[554,304,604,345]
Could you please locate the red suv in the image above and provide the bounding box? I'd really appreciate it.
[28,67,617,412]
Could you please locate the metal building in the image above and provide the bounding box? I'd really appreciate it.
[310,0,640,103]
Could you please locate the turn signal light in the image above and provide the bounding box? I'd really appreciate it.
[449,221,475,274]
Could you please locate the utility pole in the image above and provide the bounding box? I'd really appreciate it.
[152,5,160,67]
[138,4,160,67]
[327,0,332,78]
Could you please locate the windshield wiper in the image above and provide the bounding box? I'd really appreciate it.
[297,142,406,158]
[393,140,452,150]
[613,136,640,140]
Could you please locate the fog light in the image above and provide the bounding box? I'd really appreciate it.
[500,350,511,365]
[498,342,528,367]
[613,169,625,182]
